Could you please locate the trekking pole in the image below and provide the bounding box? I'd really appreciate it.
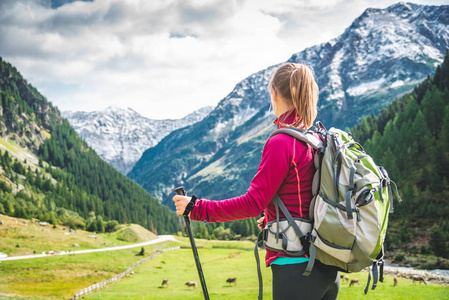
[174,187,210,300]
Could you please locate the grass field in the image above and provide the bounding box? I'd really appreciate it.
[0,241,178,299]
[84,246,272,300]
[0,219,448,300]
[81,240,449,300]
[0,214,163,299]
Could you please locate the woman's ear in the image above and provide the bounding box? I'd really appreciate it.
[271,88,278,103]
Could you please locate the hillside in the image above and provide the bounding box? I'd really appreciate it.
[0,214,157,257]
[0,58,181,235]
[128,2,449,212]
[351,51,449,259]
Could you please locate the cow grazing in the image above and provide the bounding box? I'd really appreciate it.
[394,276,398,286]
[412,276,427,285]
[345,275,349,282]
[226,277,237,285]
[161,279,169,287]
[349,279,360,287]
[185,281,197,288]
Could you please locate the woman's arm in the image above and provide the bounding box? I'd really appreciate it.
[173,134,293,222]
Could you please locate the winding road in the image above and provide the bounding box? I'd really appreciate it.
[0,235,177,262]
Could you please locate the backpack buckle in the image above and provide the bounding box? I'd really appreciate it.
[307,232,316,243]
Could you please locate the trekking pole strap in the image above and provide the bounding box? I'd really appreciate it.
[183,195,197,217]
[255,231,264,300]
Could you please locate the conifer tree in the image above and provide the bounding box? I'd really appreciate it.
[429,224,448,258]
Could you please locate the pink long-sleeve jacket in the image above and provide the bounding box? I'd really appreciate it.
[190,110,315,267]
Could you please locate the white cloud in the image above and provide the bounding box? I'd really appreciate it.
[0,0,447,119]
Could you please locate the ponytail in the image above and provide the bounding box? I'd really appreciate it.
[269,63,318,128]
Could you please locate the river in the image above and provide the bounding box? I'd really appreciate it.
[384,262,449,284]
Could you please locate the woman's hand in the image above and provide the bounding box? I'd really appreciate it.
[257,216,265,230]
[173,195,191,216]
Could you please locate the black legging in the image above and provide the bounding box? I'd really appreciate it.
[271,260,340,300]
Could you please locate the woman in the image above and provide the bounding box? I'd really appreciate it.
[173,63,340,300]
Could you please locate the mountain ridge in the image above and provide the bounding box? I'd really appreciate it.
[287,1,447,126]
[63,105,213,174]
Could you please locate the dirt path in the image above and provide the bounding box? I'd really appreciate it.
[0,235,177,262]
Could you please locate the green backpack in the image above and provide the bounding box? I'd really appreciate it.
[255,123,401,298]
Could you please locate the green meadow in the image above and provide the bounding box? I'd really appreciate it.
[0,221,447,300]
[0,241,178,299]
[81,246,449,300]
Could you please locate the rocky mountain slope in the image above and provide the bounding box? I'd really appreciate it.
[291,2,448,126]
[63,106,213,174]
[127,2,449,209]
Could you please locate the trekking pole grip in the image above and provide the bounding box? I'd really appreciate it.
[174,187,186,196]
[174,187,196,217]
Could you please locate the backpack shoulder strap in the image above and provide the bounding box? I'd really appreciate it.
[270,127,325,152]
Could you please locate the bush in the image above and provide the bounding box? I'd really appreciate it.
[136,247,145,256]
[393,253,406,263]
[105,220,119,233]
[87,220,98,233]
[429,224,449,258]
[420,245,431,255]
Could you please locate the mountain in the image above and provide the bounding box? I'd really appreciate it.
[128,2,449,210]
[63,106,213,174]
[290,2,448,126]
[0,57,181,234]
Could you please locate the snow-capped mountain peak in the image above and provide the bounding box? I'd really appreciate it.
[63,106,214,174]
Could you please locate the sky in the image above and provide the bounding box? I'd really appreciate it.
[0,0,448,119]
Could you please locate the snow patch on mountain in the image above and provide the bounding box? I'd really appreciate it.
[347,77,387,96]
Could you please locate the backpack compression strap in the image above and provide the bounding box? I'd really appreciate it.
[273,195,316,276]
[272,195,309,255]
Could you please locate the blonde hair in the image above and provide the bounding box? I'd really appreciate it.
[268,63,318,128]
